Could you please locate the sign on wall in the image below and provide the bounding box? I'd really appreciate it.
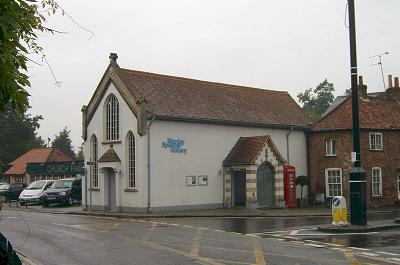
[27,162,85,175]
[198,175,208,186]
[162,138,187,154]
[186,176,196,186]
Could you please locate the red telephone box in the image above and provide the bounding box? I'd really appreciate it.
[284,164,297,208]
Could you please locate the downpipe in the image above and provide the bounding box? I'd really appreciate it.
[147,115,155,213]
[286,126,294,164]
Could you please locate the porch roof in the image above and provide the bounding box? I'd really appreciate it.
[223,135,286,166]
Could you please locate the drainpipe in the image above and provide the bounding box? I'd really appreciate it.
[286,126,294,164]
[147,115,155,213]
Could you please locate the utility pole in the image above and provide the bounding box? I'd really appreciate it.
[348,0,367,225]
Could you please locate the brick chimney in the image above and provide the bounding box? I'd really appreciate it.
[386,74,400,99]
[358,75,367,98]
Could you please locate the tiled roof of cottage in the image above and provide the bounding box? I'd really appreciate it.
[313,96,400,131]
[119,68,312,128]
[4,148,74,175]
[223,135,285,165]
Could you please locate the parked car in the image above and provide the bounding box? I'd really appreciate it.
[18,180,55,206]
[0,183,27,202]
[41,178,81,207]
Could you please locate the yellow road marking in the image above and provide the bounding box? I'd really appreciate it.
[146,241,224,265]
[191,228,202,256]
[253,237,266,265]
[142,224,156,242]
[345,252,361,265]
[17,252,37,265]
[101,223,120,233]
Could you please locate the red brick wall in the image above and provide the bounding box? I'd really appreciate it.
[308,130,400,207]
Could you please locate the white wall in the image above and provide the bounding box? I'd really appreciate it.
[83,83,308,210]
[150,120,308,208]
[83,82,147,209]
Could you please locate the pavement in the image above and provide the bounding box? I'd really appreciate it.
[2,201,400,219]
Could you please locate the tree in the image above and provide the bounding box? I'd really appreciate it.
[296,175,310,199]
[76,144,84,161]
[0,0,59,112]
[297,79,335,122]
[0,104,45,176]
[52,127,75,159]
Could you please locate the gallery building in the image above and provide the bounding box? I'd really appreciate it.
[81,53,312,212]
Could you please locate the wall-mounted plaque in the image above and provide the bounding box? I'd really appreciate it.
[186,176,196,186]
[197,175,208,186]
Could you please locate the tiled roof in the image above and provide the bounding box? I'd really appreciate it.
[119,69,312,128]
[4,148,74,175]
[98,147,121,163]
[223,135,285,165]
[313,96,400,131]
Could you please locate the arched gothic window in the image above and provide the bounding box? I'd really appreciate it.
[91,135,99,188]
[105,94,119,141]
[127,131,136,188]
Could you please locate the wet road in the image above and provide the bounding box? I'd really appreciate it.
[152,212,400,262]
[2,209,399,264]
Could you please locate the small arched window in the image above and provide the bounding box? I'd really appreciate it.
[105,94,120,141]
[127,131,136,188]
[91,135,99,188]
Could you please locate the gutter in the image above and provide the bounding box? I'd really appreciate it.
[147,115,156,213]
[286,126,294,164]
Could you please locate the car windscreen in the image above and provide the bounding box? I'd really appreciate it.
[0,184,10,190]
[26,181,46,190]
[51,180,73,189]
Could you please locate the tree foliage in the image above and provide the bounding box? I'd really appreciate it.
[0,0,58,112]
[0,104,45,175]
[51,127,75,159]
[297,79,335,122]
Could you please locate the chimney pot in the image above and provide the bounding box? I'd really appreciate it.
[388,74,393,88]
[109,53,118,62]
[395,77,399,88]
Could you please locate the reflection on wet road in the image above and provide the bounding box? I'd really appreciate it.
[155,212,400,250]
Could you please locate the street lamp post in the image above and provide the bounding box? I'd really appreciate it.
[348,0,367,225]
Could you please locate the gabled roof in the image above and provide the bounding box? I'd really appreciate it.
[313,96,400,131]
[223,135,286,166]
[119,68,312,128]
[83,58,312,135]
[4,148,74,175]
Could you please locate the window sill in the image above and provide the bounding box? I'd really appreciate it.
[325,154,337,157]
[102,140,122,145]
[372,195,383,199]
[89,188,100,191]
[124,188,138,192]
[369,149,383,152]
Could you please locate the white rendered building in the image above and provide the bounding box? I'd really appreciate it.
[81,53,312,212]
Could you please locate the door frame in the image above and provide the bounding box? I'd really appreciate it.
[233,170,246,207]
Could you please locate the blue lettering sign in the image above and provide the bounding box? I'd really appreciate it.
[161,138,187,154]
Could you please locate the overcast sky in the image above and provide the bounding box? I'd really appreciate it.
[26,0,399,151]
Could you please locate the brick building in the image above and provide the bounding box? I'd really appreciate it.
[308,75,400,207]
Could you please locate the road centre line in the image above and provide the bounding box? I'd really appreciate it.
[360,252,381,257]
[142,223,156,242]
[252,237,267,265]
[191,228,202,257]
[146,241,224,265]
[348,247,371,251]
[344,252,361,265]
[377,252,400,256]
[304,243,326,248]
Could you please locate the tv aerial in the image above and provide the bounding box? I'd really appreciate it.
[370,52,389,89]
